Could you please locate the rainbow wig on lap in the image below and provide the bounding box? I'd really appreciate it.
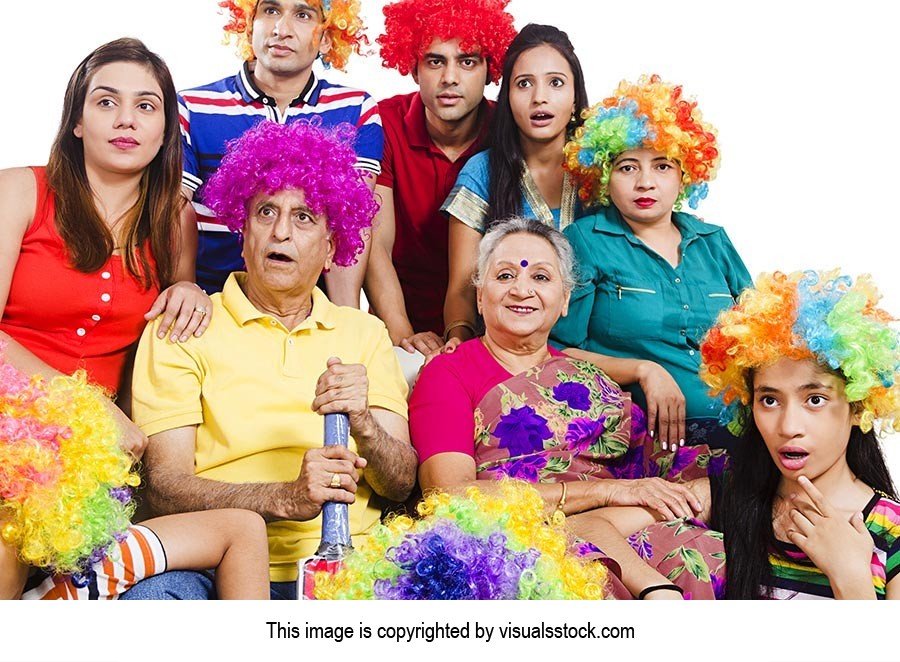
[564,74,719,210]
[699,270,900,435]
[313,480,609,600]
[0,345,138,576]
[219,0,368,71]
[201,119,378,267]
[377,0,517,83]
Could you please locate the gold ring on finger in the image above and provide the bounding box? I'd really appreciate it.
[329,472,341,489]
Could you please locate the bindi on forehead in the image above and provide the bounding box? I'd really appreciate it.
[520,259,528,267]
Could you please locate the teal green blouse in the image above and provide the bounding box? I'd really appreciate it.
[550,206,752,420]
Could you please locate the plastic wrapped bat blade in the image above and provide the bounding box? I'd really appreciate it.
[299,412,353,599]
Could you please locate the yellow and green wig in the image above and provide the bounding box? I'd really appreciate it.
[313,480,610,600]
[0,345,139,577]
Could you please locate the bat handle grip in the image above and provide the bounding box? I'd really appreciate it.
[318,413,352,558]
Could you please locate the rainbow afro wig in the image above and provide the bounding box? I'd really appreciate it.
[564,74,719,210]
[219,0,368,70]
[313,480,609,599]
[378,0,517,84]
[202,119,377,267]
[0,345,139,576]
[700,270,900,435]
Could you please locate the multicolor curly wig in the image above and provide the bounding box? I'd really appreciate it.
[700,270,900,435]
[202,119,377,267]
[564,74,719,210]
[313,480,609,600]
[378,0,517,83]
[0,345,138,577]
[219,0,368,71]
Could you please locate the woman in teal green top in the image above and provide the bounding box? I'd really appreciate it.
[551,75,751,450]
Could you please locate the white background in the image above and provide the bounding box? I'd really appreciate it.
[2,1,899,657]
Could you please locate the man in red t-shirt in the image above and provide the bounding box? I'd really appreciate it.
[364,0,517,354]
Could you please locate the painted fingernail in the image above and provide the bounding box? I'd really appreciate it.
[649,430,655,438]
[661,441,667,450]
[679,439,685,447]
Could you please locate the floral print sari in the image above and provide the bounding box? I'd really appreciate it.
[473,356,727,599]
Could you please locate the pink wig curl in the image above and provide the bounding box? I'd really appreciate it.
[202,119,377,267]
[219,0,369,71]
[378,0,517,83]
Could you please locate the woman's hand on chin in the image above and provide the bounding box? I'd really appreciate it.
[785,476,876,598]
[145,281,212,342]
[636,361,686,449]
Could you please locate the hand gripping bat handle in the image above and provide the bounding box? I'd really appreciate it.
[317,412,353,559]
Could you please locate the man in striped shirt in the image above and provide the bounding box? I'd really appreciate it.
[179,0,382,305]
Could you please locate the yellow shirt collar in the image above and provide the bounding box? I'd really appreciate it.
[221,272,338,331]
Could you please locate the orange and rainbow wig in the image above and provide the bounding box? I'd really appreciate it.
[564,74,719,210]
[219,0,368,71]
[700,270,900,435]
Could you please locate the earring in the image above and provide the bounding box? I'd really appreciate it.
[569,110,577,125]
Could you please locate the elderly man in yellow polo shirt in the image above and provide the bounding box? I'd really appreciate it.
[126,121,417,600]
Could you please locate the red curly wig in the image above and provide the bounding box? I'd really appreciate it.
[377,0,517,83]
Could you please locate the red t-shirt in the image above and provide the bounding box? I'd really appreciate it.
[376,92,493,336]
[0,167,160,393]
[409,338,564,463]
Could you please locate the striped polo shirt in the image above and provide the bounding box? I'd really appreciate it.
[178,62,383,293]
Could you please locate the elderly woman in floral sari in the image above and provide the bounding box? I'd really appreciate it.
[409,218,727,599]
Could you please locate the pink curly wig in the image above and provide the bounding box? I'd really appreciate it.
[700,270,900,435]
[564,74,719,210]
[378,0,517,83]
[202,119,377,267]
[219,0,368,71]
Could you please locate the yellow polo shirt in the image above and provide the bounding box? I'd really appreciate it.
[132,273,409,582]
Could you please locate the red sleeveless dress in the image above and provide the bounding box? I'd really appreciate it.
[0,166,160,393]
